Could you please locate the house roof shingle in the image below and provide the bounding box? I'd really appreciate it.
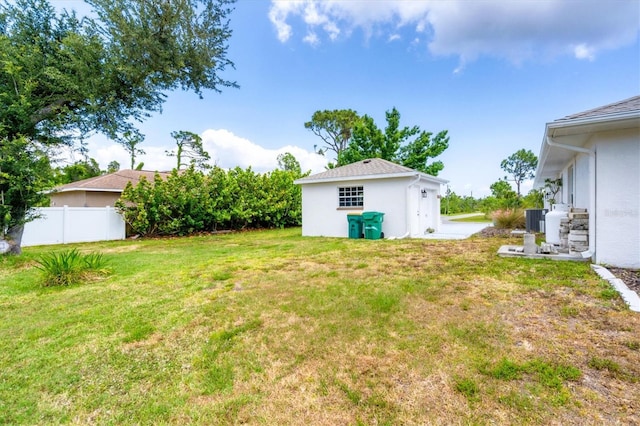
[557,95,640,122]
[54,170,171,193]
[295,158,447,184]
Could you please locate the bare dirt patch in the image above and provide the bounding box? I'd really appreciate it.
[608,268,640,295]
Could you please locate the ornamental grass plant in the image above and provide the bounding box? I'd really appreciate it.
[491,208,526,229]
[35,248,109,286]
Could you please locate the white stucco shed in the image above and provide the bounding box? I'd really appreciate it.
[533,95,640,268]
[294,158,448,239]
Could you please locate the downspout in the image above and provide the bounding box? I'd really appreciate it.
[389,174,421,239]
[545,136,596,259]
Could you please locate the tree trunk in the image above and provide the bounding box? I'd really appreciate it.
[4,224,24,255]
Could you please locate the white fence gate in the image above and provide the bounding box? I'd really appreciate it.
[22,206,126,247]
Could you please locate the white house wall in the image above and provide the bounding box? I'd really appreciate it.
[300,176,442,238]
[574,153,590,210]
[594,130,640,268]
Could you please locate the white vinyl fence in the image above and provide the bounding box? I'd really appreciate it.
[22,206,126,247]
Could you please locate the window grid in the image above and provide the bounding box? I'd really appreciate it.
[338,186,364,207]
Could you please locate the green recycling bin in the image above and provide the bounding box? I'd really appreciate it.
[347,214,364,239]
[362,211,385,240]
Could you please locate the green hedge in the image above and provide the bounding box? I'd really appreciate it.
[116,166,304,236]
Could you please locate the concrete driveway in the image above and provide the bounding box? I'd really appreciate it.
[422,213,491,240]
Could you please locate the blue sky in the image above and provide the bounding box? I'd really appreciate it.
[58,0,640,197]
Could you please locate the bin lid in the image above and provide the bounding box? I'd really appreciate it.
[362,211,384,218]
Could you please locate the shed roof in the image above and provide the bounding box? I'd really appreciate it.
[52,170,171,193]
[295,158,448,185]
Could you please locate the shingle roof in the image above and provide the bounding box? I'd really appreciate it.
[54,170,171,192]
[557,95,640,121]
[295,158,447,184]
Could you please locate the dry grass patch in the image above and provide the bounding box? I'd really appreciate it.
[1,229,639,424]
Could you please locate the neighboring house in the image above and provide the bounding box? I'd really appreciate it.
[533,95,640,268]
[294,158,448,238]
[49,169,170,207]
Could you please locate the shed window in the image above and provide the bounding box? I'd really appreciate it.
[338,186,363,207]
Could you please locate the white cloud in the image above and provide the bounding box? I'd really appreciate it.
[303,31,320,46]
[388,33,401,42]
[72,130,328,175]
[268,0,640,64]
[201,129,327,173]
[573,43,595,61]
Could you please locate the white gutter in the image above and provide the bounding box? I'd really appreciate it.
[545,136,593,155]
[545,136,597,260]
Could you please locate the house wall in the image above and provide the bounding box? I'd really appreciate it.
[50,191,86,207]
[594,129,640,268]
[574,153,590,209]
[50,191,121,207]
[300,176,442,238]
[86,192,121,207]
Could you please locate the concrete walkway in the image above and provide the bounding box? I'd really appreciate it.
[422,213,491,240]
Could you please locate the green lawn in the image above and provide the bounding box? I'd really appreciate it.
[1,228,639,425]
[447,213,492,222]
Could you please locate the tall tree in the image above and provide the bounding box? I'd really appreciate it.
[107,160,120,173]
[0,138,52,252]
[0,0,237,253]
[487,179,519,210]
[338,107,449,175]
[55,158,101,184]
[304,109,360,161]
[119,131,145,169]
[167,130,210,170]
[277,152,301,174]
[500,149,538,197]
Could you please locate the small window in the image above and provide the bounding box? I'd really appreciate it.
[338,186,363,207]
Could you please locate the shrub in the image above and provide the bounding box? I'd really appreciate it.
[35,249,109,287]
[491,209,526,229]
[117,165,304,236]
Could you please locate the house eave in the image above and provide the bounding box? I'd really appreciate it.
[295,171,448,185]
[533,110,640,188]
[49,188,124,194]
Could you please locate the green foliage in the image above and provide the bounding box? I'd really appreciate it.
[118,131,145,169]
[0,0,237,252]
[53,158,102,184]
[107,160,120,173]
[478,179,520,213]
[500,149,538,196]
[441,187,481,214]
[453,377,479,400]
[338,107,449,175]
[277,152,301,174]
[491,209,526,229]
[521,188,544,208]
[305,109,361,161]
[35,248,109,286]
[482,358,581,389]
[167,130,210,170]
[544,178,562,205]
[0,137,52,250]
[116,165,304,236]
